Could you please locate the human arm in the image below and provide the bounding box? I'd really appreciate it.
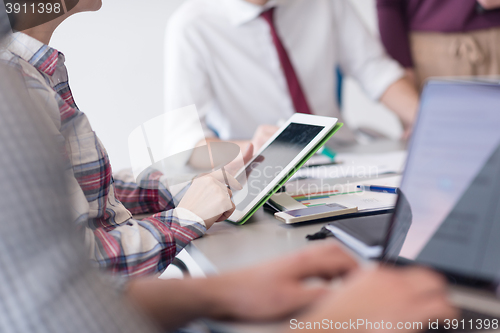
[290,266,458,332]
[86,174,238,276]
[86,208,206,276]
[164,11,219,148]
[113,168,186,215]
[126,242,359,330]
[477,0,500,10]
[336,0,419,135]
[166,13,281,154]
[380,77,420,136]
[0,63,158,333]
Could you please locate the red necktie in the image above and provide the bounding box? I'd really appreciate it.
[261,8,312,115]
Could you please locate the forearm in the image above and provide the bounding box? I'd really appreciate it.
[127,243,361,331]
[114,169,177,214]
[477,0,500,9]
[126,277,232,330]
[380,77,419,130]
[87,209,206,276]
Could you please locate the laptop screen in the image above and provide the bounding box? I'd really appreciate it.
[383,80,500,283]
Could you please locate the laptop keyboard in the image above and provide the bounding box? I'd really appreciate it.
[427,309,500,332]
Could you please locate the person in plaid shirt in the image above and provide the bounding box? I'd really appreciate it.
[0,1,246,278]
[0,4,458,332]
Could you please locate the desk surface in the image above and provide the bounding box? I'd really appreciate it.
[183,140,500,332]
[186,139,406,275]
[187,208,390,275]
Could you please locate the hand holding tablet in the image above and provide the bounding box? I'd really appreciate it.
[227,114,342,224]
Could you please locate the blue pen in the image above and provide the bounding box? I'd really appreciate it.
[357,185,399,194]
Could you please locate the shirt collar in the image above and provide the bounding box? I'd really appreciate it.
[222,0,282,26]
[4,32,60,76]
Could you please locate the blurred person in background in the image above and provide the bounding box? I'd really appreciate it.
[165,0,421,150]
[377,0,500,90]
[0,0,248,278]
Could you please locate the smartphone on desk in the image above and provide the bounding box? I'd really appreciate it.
[274,203,358,224]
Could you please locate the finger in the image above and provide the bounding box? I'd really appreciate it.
[217,184,236,212]
[205,172,232,191]
[217,200,236,222]
[207,169,243,191]
[402,267,448,295]
[243,143,254,162]
[216,195,236,222]
[284,287,330,315]
[204,169,225,184]
[225,172,243,191]
[210,188,236,223]
[262,125,279,133]
[245,156,265,178]
[415,296,459,324]
[402,127,413,141]
[287,242,359,280]
[204,174,237,205]
[265,128,278,137]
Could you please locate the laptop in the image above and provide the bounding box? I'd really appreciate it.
[381,79,500,327]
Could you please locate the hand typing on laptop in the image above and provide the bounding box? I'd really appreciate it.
[291,266,457,332]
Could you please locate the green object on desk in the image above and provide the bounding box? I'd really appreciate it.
[232,123,344,225]
[320,146,336,160]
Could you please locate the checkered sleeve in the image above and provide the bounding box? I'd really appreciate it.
[87,207,206,277]
[0,62,158,333]
[113,168,189,215]
[3,33,209,279]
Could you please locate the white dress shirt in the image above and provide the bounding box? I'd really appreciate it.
[164,0,404,143]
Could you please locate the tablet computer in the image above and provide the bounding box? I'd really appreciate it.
[228,114,342,224]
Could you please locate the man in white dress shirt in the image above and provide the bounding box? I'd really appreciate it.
[165,0,420,150]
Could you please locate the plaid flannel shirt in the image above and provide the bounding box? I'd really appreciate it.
[0,32,207,277]
[0,63,159,333]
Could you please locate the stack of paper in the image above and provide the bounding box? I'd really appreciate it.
[292,151,407,180]
[272,175,401,213]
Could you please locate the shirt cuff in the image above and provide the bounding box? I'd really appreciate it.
[160,174,192,202]
[174,207,206,229]
[360,59,406,101]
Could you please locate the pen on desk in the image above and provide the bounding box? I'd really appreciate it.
[221,166,230,189]
[318,146,337,160]
[357,185,399,194]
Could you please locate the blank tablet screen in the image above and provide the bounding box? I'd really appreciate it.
[233,123,324,211]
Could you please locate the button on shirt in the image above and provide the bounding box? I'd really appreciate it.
[0,32,207,277]
[165,0,404,143]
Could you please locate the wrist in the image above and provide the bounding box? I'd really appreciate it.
[201,276,237,320]
[174,207,207,229]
